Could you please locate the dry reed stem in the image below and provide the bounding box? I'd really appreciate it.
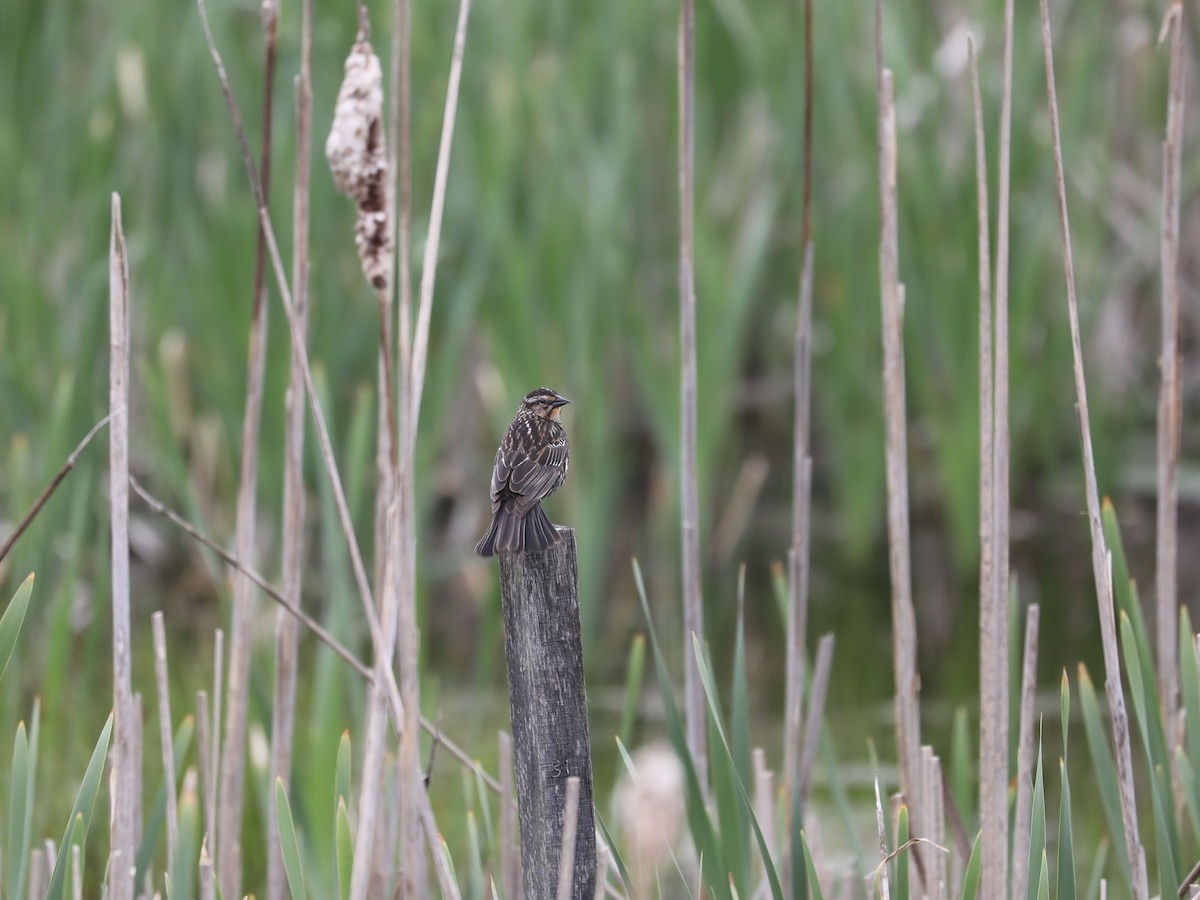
[210,628,223,870]
[1156,0,1185,750]
[1038,2,1148,894]
[784,0,816,845]
[992,0,1015,793]
[151,612,179,887]
[500,731,520,900]
[677,0,707,796]
[267,0,313,892]
[200,841,215,900]
[71,845,80,900]
[798,632,833,802]
[987,0,1016,890]
[351,502,401,900]
[753,747,776,892]
[0,412,117,567]
[594,844,609,900]
[784,244,815,881]
[874,21,924,875]
[922,748,945,900]
[874,771,892,900]
[196,691,213,849]
[108,192,136,900]
[218,1,278,888]
[556,776,582,900]
[940,765,971,865]
[133,478,503,790]
[133,691,144,871]
[968,32,1008,900]
[397,1,471,888]
[1010,604,1040,900]
[406,0,472,446]
[418,783,463,900]
[28,848,43,900]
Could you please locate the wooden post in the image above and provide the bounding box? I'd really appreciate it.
[498,527,596,899]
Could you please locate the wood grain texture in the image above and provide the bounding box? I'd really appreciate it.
[499,528,596,900]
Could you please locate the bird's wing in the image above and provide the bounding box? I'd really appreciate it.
[490,444,513,514]
[507,436,568,517]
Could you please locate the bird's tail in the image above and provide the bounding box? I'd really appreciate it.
[475,502,561,557]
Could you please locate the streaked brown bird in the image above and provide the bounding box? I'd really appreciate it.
[475,387,571,557]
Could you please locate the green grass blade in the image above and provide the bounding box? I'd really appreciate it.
[1102,502,1159,719]
[474,762,497,859]
[1077,664,1132,890]
[135,715,195,887]
[1057,759,1076,900]
[0,573,34,684]
[1119,611,1182,877]
[801,831,823,900]
[7,720,30,900]
[951,706,973,826]
[173,780,200,900]
[895,804,909,900]
[696,639,749,893]
[708,709,750,893]
[1083,838,1109,900]
[819,725,865,867]
[1151,763,1181,895]
[618,632,645,748]
[595,810,634,896]
[1024,739,1045,900]
[46,711,112,900]
[1061,670,1071,758]
[693,632,786,900]
[633,559,731,899]
[467,811,485,899]
[335,730,352,809]
[1119,611,1169,776]
[1176,749,1200,847]
[336,797,353,900]
[615,735,638,781]
[731,567,752,794]
[61,813,83,900]
[1036,849,1049,900]
[275,777,308,900]
[1179,608,1200,820]
[960,832,982,900]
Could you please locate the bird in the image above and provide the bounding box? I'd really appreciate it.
[475,387,571,557]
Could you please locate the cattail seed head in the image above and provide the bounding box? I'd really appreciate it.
[326,38,391,291]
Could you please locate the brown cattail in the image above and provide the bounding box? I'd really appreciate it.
[326,37,391,291]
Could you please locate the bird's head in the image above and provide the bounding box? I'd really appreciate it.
[521,387,571,420]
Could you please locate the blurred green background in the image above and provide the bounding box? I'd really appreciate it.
[0,0,1197,885]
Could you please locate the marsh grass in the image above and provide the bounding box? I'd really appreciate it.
[0,0,1196,896]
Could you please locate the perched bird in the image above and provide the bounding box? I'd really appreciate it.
[475,387,571,557]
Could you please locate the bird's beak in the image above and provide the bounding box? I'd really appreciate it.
[551,394,571,408]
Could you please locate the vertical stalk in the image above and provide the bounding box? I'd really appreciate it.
[969,32,1008,900]
[783,10,816,834]
[875,4,923,875]
[1155,0,1184,751]
[218,3,278,893]
[267,0,312,893]
[677,0,707,793]
[1038,1,1148,894]
[152,613,179,888]
[1010,605,1040,900]
[108,192,136,900]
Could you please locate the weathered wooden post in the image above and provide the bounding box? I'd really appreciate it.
[498,527,596,899]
